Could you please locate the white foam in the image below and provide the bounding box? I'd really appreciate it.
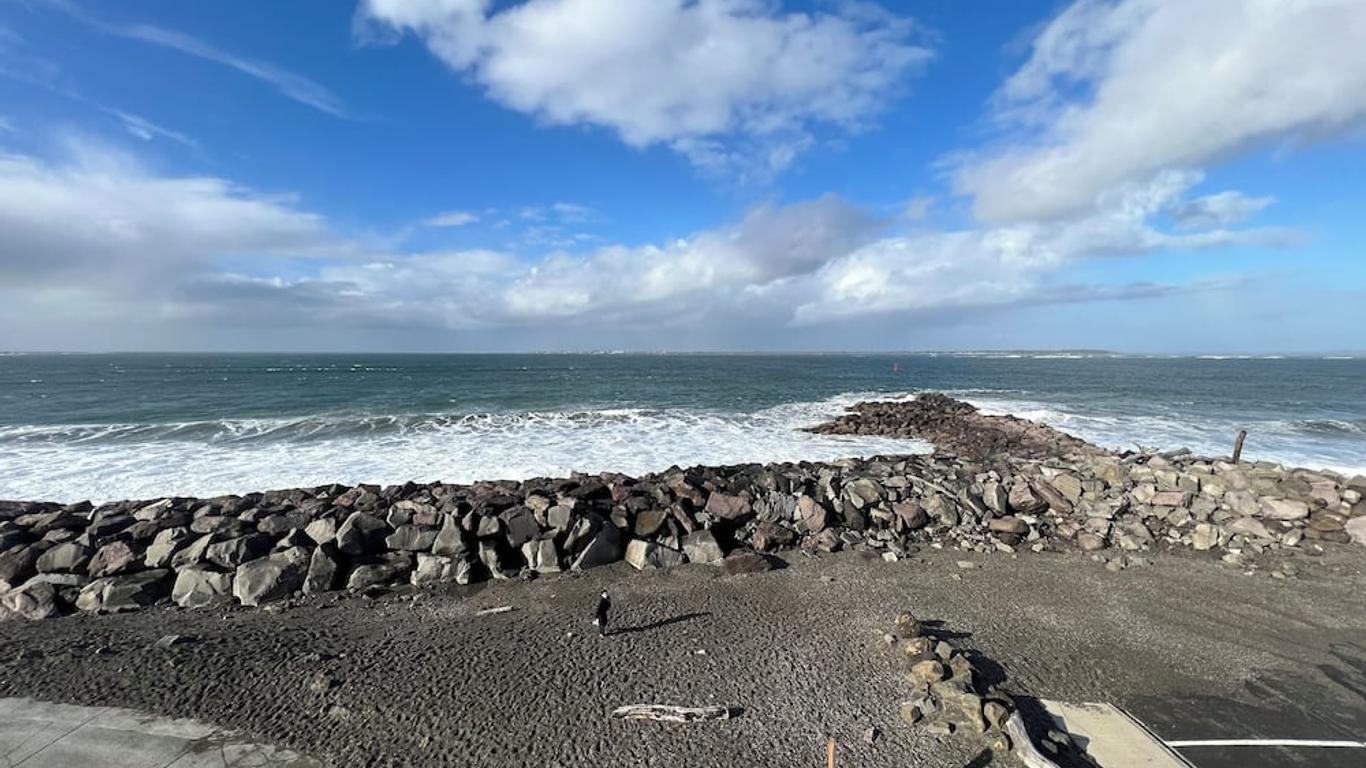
[961,394,1366,477]
[0,392,928,503]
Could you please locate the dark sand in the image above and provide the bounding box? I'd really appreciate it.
[3,549,1365,767]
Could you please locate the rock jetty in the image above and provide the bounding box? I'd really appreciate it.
[2,394,1363,621]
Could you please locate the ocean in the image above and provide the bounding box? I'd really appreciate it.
[2,353,1363,503]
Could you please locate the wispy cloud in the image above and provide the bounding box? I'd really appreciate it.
[49,1,347,118]
[423,210,478,228]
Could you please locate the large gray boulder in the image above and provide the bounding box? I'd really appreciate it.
[411,553,474,586]
[1,580,59,621]
[431,516,469,557]
[172,566,234,608]
[144,528,189,568]
[336,512,387,555]
[500,507,539,548]
[521,538,561,574]
[1261,498,1310,521]
[87,541,139,578]
[385,524,437,552]
[77,570,171,613]
[36,541,91,574]
[170,534,215,570]
[571,525,622,571]
[303,543,341,594]
[205,534,273,569]
[682,530,724,565]
[0,546,38,592]
[233,547,309,606]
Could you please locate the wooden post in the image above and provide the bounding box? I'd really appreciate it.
[826,737,835,768]
[1232,430,1247,463]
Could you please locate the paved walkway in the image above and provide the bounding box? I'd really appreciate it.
[0,698,320,768]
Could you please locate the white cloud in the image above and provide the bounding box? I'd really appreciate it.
[52,2,347,118]
[0,143,330,289]
[1169,191,1274,230]
[108,109,197,148]
[955,0,1366,223]
[0,145,1287,347]
[423,209,478,227]
[359,0,930,171]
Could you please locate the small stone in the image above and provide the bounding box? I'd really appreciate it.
[723,550,777,576]
[894,611,922,638]
[863,726,879,744]
[926,720,954,736]
[908,659,946,686]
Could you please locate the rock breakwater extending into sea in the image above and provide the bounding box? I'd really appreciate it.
[2,393,1364,621]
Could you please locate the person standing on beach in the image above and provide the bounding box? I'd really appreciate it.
[594,590,611,637]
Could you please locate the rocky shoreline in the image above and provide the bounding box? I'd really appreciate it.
[3,393,1364,621]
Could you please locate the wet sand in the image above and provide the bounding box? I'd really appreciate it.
[3,549,1365,767]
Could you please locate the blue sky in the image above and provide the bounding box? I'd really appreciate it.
[1,0,1364,352]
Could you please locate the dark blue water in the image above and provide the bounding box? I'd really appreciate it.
[1,353,1362,502]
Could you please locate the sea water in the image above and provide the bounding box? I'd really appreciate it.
[1,353,1362,502]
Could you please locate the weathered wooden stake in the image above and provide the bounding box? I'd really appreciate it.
[826,737,835,768]
[1232,430,1248,463]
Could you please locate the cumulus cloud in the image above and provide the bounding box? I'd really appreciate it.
[358,0,930,172]
[955,0,1366,223]
[0,143,330,289]
[0,144,1285,347]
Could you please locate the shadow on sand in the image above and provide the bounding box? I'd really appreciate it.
[611,612,712,636]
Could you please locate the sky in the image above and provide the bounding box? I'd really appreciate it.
[0,0,1364,353]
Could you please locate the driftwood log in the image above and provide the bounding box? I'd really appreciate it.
[1004,711,1063,768]
[611,705,734,723]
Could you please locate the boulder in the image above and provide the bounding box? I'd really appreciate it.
[35,541,91,573]
[500,506,540,548]
[521,538,561,574]
[1345,517,1366,547]
[385,524,438,551]
[1076,532,1107,551]
[170,534,214,570]
[1226,517,1273,541]
[233,548,309,606]
[0,546,38,592]
[79,570,171,613]
[751,522,796,552]
[336,512,387,555]
[704,492,750,521]
[1261,498,1309,521]
[1007,483,1046,514]
[894,501,930,531]
[798,496,828,533]
[1150,491,1190,508]
[205,534,273,569]
[411,553,474,586]
[1191,523,1220,551]
[723,550,777,576]
[633,507,667,537]
[87,541,139,577]
[431,516,470,557]
[1,580,59,621]
[172,566,234,608]
[981,482,1008,514]
[304,518,338,545]
[1050,474,1083,504]
[571,525,622,571]
[303,544,342,594]
[682,530,724,565]
[625,539,659,570]
[987,516,1028,536]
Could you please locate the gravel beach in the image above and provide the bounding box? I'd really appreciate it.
[4,548,1364,767]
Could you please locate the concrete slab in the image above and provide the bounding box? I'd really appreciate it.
[0,698,320,768]
[1041,700,1195,768]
